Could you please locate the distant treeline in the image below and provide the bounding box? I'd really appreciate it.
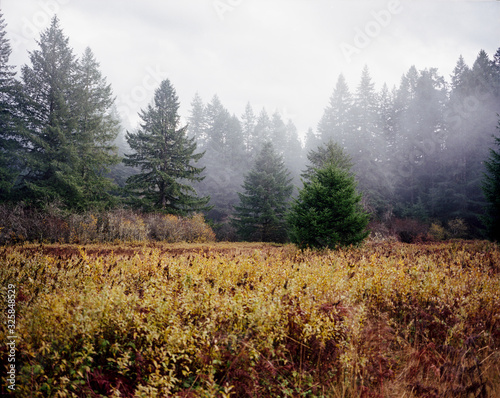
[1,11,499,239]
[183,55,500,238]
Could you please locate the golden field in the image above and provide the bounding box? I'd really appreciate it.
[1,241,499,397]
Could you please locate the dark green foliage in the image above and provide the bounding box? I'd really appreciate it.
[124,79,210,215]
[233,142,293,242]
[0,13,26,201]
[482,120,500,241]
[72,47,121,209]
[20,16,80,207]
[301,140,353,182]
[18,17,119,210]
[289,165,370,249]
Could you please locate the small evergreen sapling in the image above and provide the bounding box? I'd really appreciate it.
[289,164,370,249]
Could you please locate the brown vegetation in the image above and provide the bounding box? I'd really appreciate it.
[0,240,499,397]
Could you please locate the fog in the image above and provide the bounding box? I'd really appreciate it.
[3,1,498,134]
[1,0,499,238]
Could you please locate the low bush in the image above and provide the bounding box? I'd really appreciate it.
[390,218,430,243]
[0,204,215,244]
[0,241,498,397]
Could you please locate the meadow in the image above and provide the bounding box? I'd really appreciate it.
[1,240,499,397]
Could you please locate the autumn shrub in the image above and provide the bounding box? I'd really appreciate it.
[0,203,70,244]
[180,213,216,242]
[146,213,215,243]
[367,219,398,242]
[447,218,468,238]
[146,213,183,242]
[68,213,100,243]
[1,241,498,397]
[101,209,150,242]
[429,218,468,241]
[0,204,214,244]
[429,222,446,240]
[390,217,429,243]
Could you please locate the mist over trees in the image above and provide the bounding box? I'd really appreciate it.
[1,11,499,241]
[233,142,293,243]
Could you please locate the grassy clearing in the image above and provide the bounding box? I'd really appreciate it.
[1,241,499,397]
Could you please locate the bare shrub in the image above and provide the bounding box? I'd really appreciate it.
[68,213,100,244]
[146,213,183,242]
[100,209,149,242]
[0,203,69,244]
[0,204,215,244]
[145,213,215,243]
[447,218,468,239]
[367,219,398,242]
[390,218,430,243]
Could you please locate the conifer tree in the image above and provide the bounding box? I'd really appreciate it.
[0,13,26,201]
[317,74,353,147]
[241,102,256,153]
[288,164,369,249]
[301,140,353,182]
[124,79,209,215]
[73,47,120,209]
[482,119,500,241]
[20,16,81,207]
[187,92,207,149]
[283,119,304,187]
[197,95,247,222]
[233,142,293,242]
[18,16,119,210]
[271,111,287,153]
[252,108,272,155]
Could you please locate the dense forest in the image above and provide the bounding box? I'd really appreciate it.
[1,12,500,241]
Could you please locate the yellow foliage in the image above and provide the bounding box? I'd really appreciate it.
[0,241,499,397]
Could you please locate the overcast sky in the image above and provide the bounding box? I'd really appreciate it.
[2,0,499,138]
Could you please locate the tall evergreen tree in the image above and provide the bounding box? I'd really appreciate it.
[124,79,209,215]
[20,16,81,207]
[482,118,500,241]
[197,95,247,222]
[351,66,385,202]
[438,51,498,234]
[204,95,230,159]
[17,16,119,210]
[283,119,304,187]
[233,142,293,242]
[450,55,471,95]
[187,92,207,149]
[252,108,272,155]
[0,13,26,201]
[271,111,287,153]
[304,127,320,156]
[317,74,353,147]
[73,47,120,209]
[241,102,256,153]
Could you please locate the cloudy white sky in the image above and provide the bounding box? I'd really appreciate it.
[2,0,499,138]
